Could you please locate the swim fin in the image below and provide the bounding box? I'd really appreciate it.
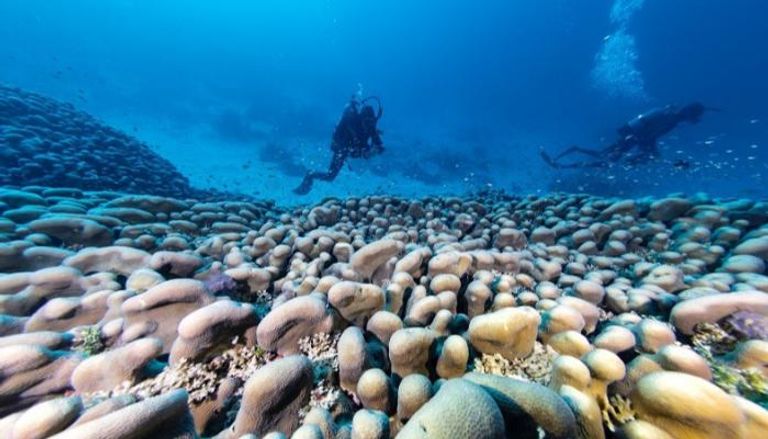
[293,176,313,195]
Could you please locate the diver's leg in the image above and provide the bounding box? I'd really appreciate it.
[292,151,346,195]
[292,173,316,195]
[543,146,605,169]
[556,159,609,169]
[312,150,346,181]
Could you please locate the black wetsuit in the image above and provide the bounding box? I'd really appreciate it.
[542,104,703,169]
[294,100,383,195]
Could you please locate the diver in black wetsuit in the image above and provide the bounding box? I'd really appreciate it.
[541,102,708,169]
[293,97,384,195]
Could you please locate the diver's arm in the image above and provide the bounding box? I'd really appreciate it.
[365,130,384,157]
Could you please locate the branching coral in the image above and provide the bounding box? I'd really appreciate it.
[692,322,738,356]
[102,341,272,404]
[298,332,343,419]
[309,381,342,413]
[473,341,557,384]
[706,360,768,409]
[300,332,341,372]
[604,394,636,432]
[249,290,274,318]
[693,327,768,409]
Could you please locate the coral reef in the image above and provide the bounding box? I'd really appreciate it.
[299,332,344,417]
[0,84,249,200]
[693,328,768,409]
[1,186,768,437]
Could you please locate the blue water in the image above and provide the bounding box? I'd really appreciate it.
[1,0,766,203]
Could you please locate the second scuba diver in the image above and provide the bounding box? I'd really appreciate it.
[541,102,710,169]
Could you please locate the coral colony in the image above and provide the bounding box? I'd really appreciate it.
[2,162,768,436]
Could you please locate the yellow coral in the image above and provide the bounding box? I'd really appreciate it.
[73,326,105,356]
[692,322,738,356]
[604,394,636,432]
[692,326,768,409]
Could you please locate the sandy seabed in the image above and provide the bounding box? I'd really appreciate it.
[1,185,768,438]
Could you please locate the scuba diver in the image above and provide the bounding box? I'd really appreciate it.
[293,96,384,195]
[541,102,710,169]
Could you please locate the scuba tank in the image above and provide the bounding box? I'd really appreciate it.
[360,96,383,120]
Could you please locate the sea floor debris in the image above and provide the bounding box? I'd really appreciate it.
[1,186,768,437]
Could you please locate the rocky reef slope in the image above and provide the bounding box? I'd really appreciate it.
[1,186,768,438]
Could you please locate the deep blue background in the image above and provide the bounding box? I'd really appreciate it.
[1,0,766,202]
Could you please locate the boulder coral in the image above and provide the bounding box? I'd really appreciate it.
[398,379,505,439]
[469,306,540,360]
